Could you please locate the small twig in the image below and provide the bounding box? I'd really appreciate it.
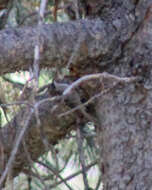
[32,1,49,141]
[37,161,73,190]
[95,174,102,190]
[60,73,138,119]
[59,149,73,172]
[0,101,32,107]
[63,72,138,96]
[2,76,24,89]
[76,126,90,190]
[22,140,49,189]
[32,0,48,91]
[49,160,97,189]
[35,95,61,107]
[18,77,33,101]
[23,168,49,186]
[0,107,11,128]
[0,108,34,188]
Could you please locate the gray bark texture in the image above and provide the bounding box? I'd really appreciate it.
[94,0,152,189]
[0,0,152,189]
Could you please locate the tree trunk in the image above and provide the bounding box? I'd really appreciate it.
[94,1,152,189]
[96,82,152,189]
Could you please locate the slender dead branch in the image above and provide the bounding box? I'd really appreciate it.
[63,72,138,96]
[60,73,138,118]
[37,161,73,190]
[95,174,102,190]
[77,126,90,190]
[0,107,34,188]
[22,140,49,189]
[49,160,97,189]
[33,0,48,87]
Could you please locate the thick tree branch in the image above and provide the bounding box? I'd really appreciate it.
[0,19,120,75]
[0,0,150,76]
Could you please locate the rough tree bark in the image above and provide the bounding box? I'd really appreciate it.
[0,0,152,189]
[95,0,152,189]
[0,19,118,75]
